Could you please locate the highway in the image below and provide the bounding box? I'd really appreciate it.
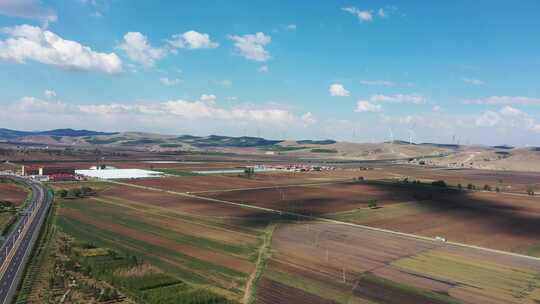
[0,176,52,304]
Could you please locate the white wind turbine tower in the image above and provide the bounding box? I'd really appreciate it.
[388,128,395,153]
[407,130,415,145]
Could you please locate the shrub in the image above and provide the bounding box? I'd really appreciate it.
[368,199,378,209]
[483,184,491,191]
[528,185,535,196]
[67,188,81,198]
[56,189,68,198]
[431,180,447,187]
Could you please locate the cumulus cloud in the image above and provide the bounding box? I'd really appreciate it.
[44,89,56,98]
[159,77,181,86]
[370,94,427,104]
[301,112,316,125]
[0,24,122,73]
[116,32,165,67]
[6,95,308,131]
[499,105,523,117]
[167,30,218,50]
[118,30,218,66]
[355,100,382,113]
[476,111,501,127]
[464,96,540,105]
[329,83,350,97]
[228,32,271,62]
[475,106,540,133]
[257,65,269,73]
[0,0,57,26]
[199,94,217,103]
[463,78,486,86]
[342,7,373,22]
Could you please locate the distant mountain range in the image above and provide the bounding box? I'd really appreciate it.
[0,128,117,139]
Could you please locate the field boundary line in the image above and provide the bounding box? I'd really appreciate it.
[187,179,353,194]
[107,180,540,263]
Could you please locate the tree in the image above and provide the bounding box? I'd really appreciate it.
[244,167,255,178]
[495,187,500,192]
[67,188,81,198]
[483,184,491,191]
[457,184,462,190]
[368,199,378,209]
[527,185,535,196]
[431,180,447,187]
[80,186,93,195]
[56,189,68,198]
[467,184,475,190]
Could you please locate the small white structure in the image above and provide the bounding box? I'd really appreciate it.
[75,169,163,179]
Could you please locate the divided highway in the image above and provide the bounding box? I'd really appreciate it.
[0,176,52,304]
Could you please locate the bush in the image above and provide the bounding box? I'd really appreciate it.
[56,189,68,198]
[457,184,462,190]
[528,185,535,196]
[483,184,491,191]
[467,184,475,190]
[67,188,82,198]
[431,180,447,187]
[368,199,378,209]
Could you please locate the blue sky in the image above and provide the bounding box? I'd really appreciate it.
[0,0,539,145]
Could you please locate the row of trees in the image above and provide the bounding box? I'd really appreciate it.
[56,186,95,198]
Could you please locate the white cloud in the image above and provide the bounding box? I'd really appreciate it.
[476,111,501,127]
[329,83,350,97]
[0,24,122,73]
[7,95,305,130]
[464,96,540,105]
[44,89,56,98]
[286,24,297,30]
[301,112,316,125]
[159,77,181,86]
[117,32,165,67]
[199,94,217,103]
[14,96,68,113]
[378,8,386,18]
[499,105,523,117]
[355,101,382,113]
[257,65,269,73]
[370,94,427,104]
[0,0,57,26]
[167,30,218,50]
[475,106,540,132]
[342,7,373,22]
[463,78,486,86]
[432,105,442,112]
[227,32,271,62]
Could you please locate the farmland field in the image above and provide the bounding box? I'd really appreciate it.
[0,180,28,233]
[40,164,540,304]
[0,180,28,206]
[256,222,540,304]
[54,182,280,302]
[201,180,540,255]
